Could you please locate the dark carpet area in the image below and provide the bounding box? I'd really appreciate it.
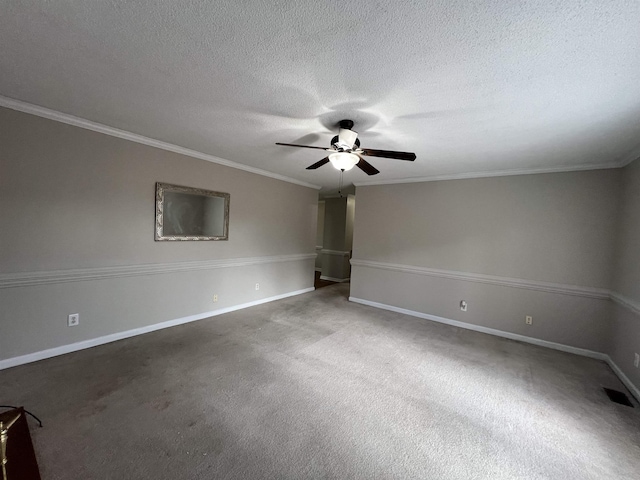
[314,270,337,289]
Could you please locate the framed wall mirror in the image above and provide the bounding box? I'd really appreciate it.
[155,182,230,241]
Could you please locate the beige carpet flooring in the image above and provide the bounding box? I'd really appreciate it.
[1,283,639,479]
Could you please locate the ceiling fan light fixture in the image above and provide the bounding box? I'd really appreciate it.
[276,118,414,176]
[329,152,359,171]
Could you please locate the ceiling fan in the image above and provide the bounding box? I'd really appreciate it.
[276,120,416,176]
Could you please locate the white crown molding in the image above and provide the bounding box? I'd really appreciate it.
[320,249,351,257]
[610,292,640,316]
[350,259,610,299]
[0,287,315,370]
[5,94,634,190]
[0,95,321,190]
[2,96,635,190]
[0,253,316,289]
[353,162,621,187]
[349,296,639,403]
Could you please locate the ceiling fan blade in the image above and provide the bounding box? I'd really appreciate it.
[356,157,380,176]
[360,148,416,161]
[276,142,329,151]
[338,128,358,149]
[306,157,330,170]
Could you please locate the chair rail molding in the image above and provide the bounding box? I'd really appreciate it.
[610,292,640,316]
[0,253,316,289]
[350,259,610,300]
[321,249,351,257]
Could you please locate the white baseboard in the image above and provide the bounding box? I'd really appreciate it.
[604,356,640,404]
[0,287,314,371]
[349,296,639,403]
[320,276,350,283]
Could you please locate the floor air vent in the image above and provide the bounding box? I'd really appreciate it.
[603,387,634,407]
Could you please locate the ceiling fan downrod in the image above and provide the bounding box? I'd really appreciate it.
[338,119,355,130]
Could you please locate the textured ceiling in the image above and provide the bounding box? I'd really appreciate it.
[2,1,640,193]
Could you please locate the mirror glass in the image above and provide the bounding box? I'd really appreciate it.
[155,183,229,241]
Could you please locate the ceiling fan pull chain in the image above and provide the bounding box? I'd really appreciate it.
[339,169,344,197]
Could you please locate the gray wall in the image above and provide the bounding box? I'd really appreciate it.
[320,196,353,281]
[315,201,325,270]
[351,170,620,353]
[322,198,348,252]
[345,195,355,253]
[353,172,619,287]
[316,201,326,247]
[613,158,640,300]
[0,107,318,362]
[610,158,640,388]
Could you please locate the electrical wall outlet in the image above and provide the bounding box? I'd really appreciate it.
[525,315,533,325]
[68,313,79,327]
[213,294,218,303]
[634,353,639,368]
[255,283,260,291]
[460,300,467,312]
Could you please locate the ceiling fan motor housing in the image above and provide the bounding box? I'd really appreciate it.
[331,135,360,150]
[338,119,355,130]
